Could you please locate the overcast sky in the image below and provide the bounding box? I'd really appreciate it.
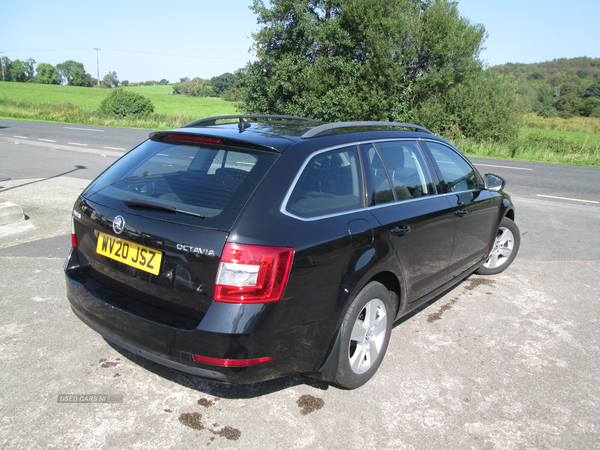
[2,0,599,84]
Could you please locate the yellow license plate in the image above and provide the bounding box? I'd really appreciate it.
[96,232,162,276]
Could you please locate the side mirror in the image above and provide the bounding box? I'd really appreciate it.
[484,173,506,192]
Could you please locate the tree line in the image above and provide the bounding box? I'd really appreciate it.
[489,57,600,118]
[233,0,523,143]
[1,55,236,100]
[171,73,238,101]
[0,57,170,89]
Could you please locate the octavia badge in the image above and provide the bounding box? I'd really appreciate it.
[113,215,125,235]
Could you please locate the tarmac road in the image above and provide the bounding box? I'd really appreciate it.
[0,119,599,449]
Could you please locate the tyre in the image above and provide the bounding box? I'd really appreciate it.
[334,282,393,389]
[476,217,520,275]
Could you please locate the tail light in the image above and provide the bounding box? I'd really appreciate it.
[71,212,80,248]
[214,243,294,303]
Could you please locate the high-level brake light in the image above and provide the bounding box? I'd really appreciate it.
[166,134,222,145]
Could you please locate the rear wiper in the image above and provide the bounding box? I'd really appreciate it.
[122,196,205,219]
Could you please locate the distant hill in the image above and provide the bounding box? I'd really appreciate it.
[488,57,600,118]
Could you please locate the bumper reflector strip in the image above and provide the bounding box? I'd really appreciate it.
[192,354,272,367]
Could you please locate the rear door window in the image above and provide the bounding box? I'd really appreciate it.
[286,146,363,218]
[364,140,435,205]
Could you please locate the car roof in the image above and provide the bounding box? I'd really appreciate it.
[149,115,442,154]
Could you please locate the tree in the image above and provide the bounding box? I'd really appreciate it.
[24,58,36,80]
[236,0,488,124]
[36,63,62,84]
[7,59,35,82]
[172,77,217,97]
[211,72,236,96]
[583,84,600,99]
[578,97,600,117]
[102,71,119,88]
[413,72,524,142]
[56,60,92,86]
[8,59,27,82]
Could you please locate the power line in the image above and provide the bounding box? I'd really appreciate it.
[3,47,249,62]
[98,48,248,62]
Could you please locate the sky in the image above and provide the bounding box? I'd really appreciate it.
[2,0,599,84]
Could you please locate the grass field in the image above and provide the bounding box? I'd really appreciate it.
[0,82,238,117]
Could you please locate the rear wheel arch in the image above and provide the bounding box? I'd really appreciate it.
[333,280,394,389]
[369,271,402,318]
[316,270,402,384]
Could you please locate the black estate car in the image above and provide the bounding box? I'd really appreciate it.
[65,115,520,389]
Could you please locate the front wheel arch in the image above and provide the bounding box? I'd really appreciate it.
[476,216,520,275]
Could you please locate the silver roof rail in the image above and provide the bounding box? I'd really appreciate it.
[183,115,315,130]
[301,121,433,139]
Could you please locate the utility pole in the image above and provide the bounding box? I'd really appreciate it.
[93,48,100,87]
[0,52,5,82]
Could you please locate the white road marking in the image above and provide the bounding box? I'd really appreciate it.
[475,163,533,171]
[103,146,126,151]
[39,139,56,143]
[537,194,599,204]
[68,142,88,146]
[64,127,104,132]
[14,136,28,139]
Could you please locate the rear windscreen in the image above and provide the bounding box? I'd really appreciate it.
[84,139,278,230]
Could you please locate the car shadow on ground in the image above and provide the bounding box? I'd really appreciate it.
[105,339,330,399]
[0,165,87,193]
[105,274,486,399]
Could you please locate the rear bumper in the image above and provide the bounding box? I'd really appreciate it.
[70,304,230,382]
[65,249,337,384]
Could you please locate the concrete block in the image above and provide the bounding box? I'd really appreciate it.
[0,201,25,226]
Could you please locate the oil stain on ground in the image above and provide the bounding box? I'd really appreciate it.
[197,397,217,407]
[464,277,496,291]
[178,410,241,441]
[297,394,325,415]
[99,358,119,368]
[427,298,458,323]
[179,412,204,431]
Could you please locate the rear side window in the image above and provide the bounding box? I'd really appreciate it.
[286,146,363,218]
[84,140,278,230]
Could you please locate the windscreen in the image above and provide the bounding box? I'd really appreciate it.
[84,139,278,230]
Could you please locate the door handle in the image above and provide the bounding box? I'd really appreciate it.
[391,226,411,236]
[455,209,468,217]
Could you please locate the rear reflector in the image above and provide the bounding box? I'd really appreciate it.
[166,134,222,145]
[214,243,294,303]
[193,354,272,367]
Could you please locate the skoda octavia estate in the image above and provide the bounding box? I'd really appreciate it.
[65,116,520,389]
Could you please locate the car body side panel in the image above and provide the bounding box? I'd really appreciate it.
[445,190,501,278]
[368,196,455,302]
